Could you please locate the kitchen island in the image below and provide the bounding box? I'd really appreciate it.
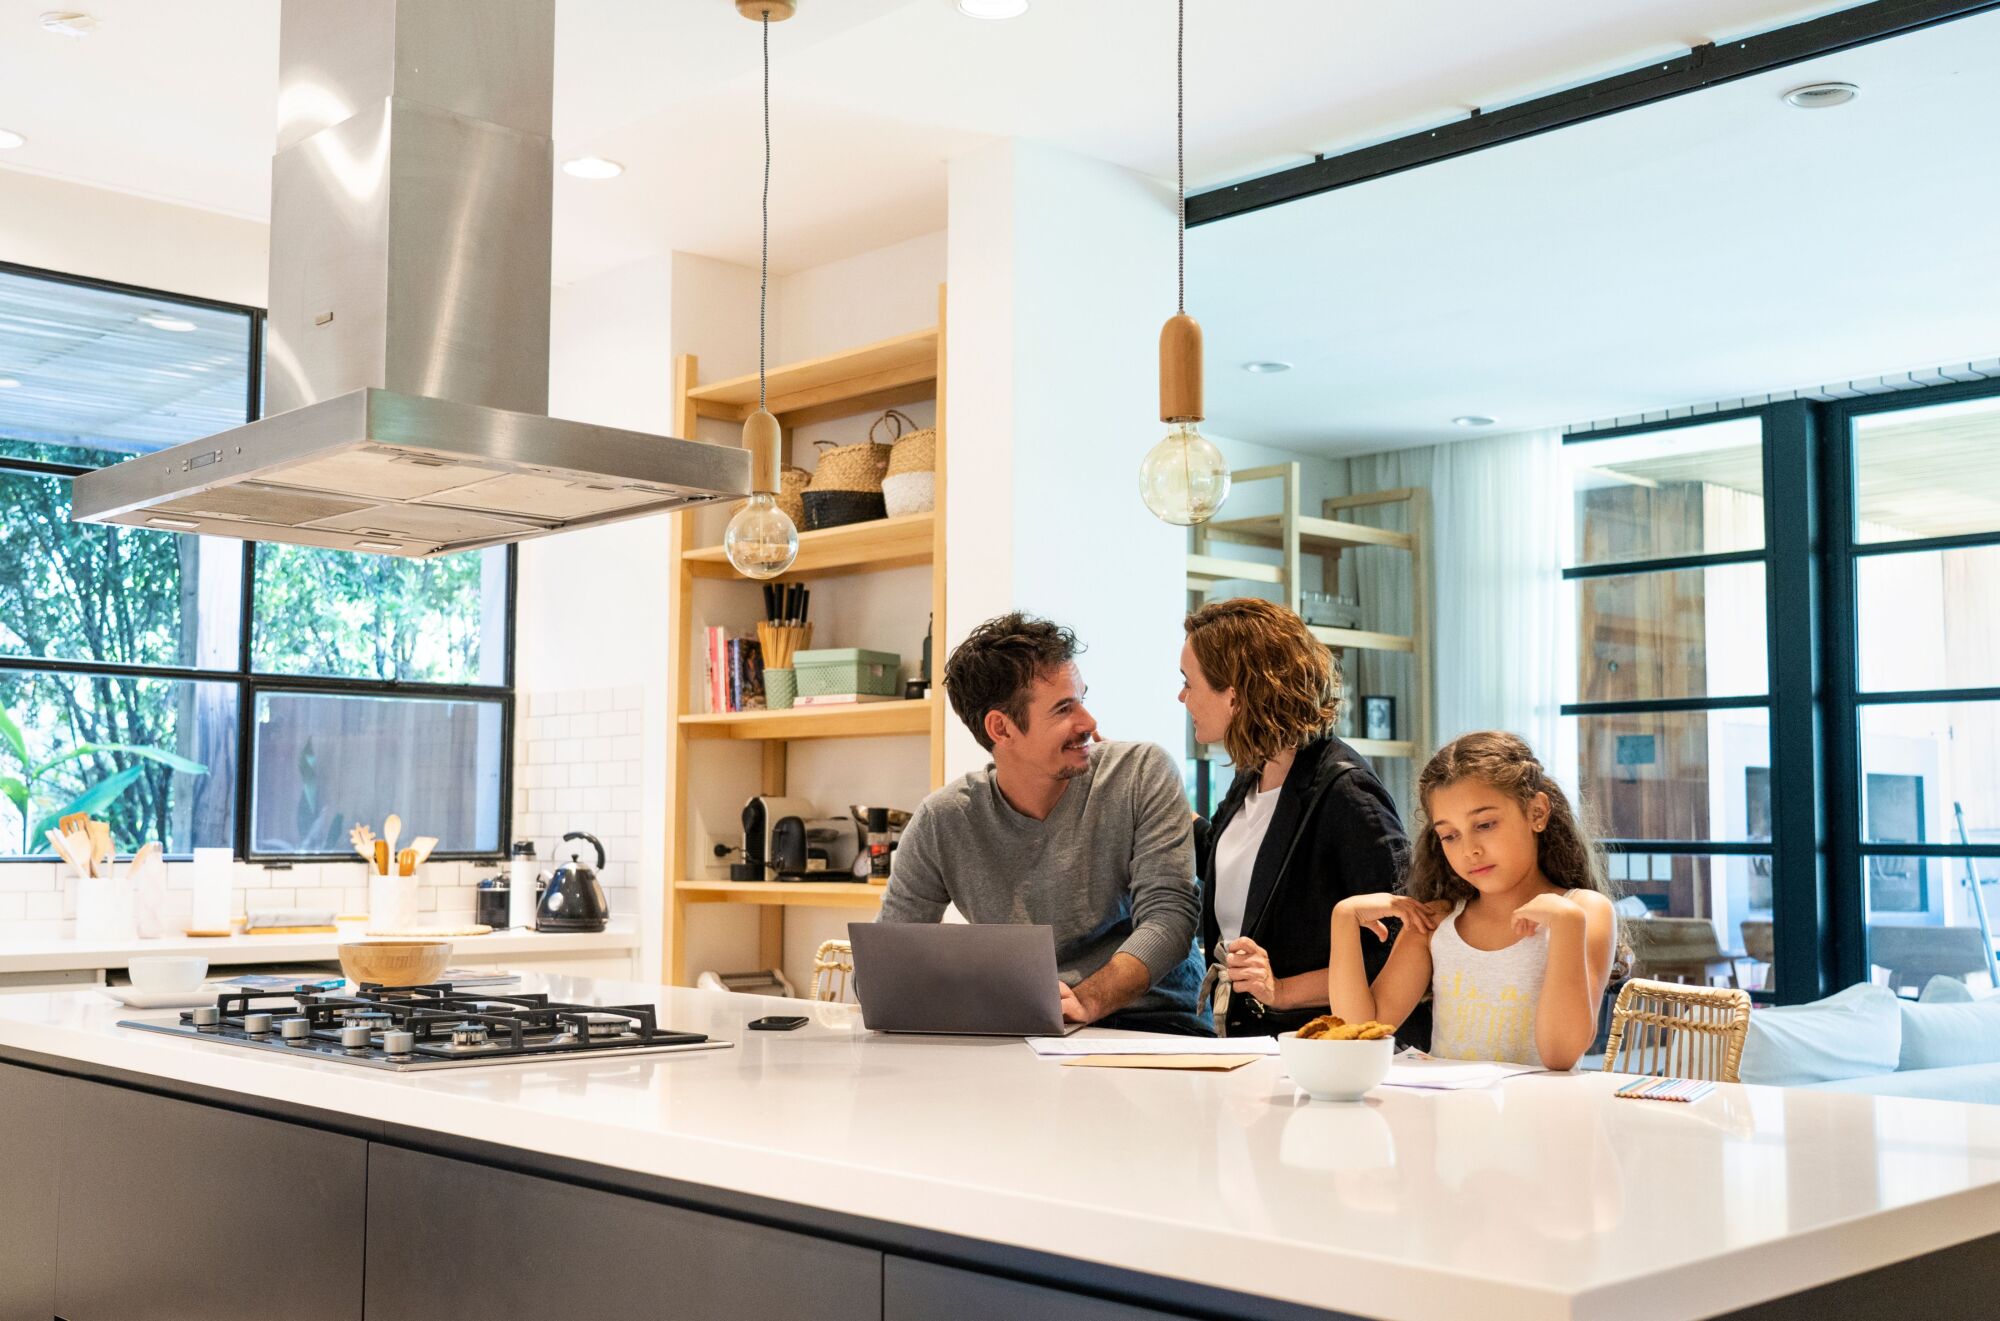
[2,973,1997,1321]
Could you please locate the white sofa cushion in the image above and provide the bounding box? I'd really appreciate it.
[1738,983,1902,1086]
[1899,997,2000,1072]
[1803,1061,2000,1105]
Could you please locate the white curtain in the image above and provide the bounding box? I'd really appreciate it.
[1344,429,1573,804]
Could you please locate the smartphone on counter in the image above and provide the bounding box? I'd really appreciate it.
[748,1015,809,1031]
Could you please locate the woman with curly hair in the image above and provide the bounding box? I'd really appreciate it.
[1182,597,1414,1039]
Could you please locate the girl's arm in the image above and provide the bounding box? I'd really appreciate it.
[1328,896,1441,1027]
[1516,890,1616,1070]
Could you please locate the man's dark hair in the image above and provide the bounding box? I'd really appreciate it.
[943,612,1082,751]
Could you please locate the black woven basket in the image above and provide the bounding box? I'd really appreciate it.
[802,490,886,531]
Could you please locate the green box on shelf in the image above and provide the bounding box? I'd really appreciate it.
[793,648,901,698]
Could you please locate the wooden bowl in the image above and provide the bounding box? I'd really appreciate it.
[338,940,452,988]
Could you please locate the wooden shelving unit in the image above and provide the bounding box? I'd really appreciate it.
[664,290,949,987]
[1188,465,1432,772]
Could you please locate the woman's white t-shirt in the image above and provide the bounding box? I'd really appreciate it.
[1213,782,1282,946]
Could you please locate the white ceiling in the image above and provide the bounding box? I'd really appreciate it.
[0,0,1858,284]
[1194,8,2000,451]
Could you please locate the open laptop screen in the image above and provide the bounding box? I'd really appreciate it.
[847,922,1075,1036]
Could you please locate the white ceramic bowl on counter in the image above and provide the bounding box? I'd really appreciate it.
[1278,1031,1394,1102]
[127,955,209,993]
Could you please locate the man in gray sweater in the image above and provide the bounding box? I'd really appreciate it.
[877,612,1207,1034]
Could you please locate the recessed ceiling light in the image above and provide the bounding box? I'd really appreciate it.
[39,10,97,38]
[561,156,624,180]
[0,129,23,150]
[1452,415,1496,428]
[0,378,21,389]
[1241,360,1291,374]
[139,313,198,333]
[1784,81,1858,109]
[957,0,1029,17]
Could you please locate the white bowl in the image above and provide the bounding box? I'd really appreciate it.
[127,955,208,993]
[1278,1031,1394,1102]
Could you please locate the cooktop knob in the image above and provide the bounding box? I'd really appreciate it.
[190,1005,221,1029]
[279,1017,311,1043]
[242,1012,274,1035]
[450,1022,490,1048]
[381,1029,415,1058]
[339,1025,373,1051]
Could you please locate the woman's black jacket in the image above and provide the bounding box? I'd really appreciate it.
[1196,734,1425,1043]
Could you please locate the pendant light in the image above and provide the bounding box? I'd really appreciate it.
[1138,0,1229,527]
[723,0,801,579]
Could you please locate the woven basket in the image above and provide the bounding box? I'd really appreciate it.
[777,464,810,527]
[807,439,890,494]
[877,409,936,477]
[883,470,935,518]
[802,489,886,530]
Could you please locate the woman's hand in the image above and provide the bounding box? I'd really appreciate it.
[1222,937,1277,1003]
[1336,893,1447,943]
[1511,891,1585,939]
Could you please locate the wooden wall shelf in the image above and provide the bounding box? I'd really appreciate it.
[685,513,934,580]
[679,698,935,742]
[686,327,939,429]
[675,880,888,909]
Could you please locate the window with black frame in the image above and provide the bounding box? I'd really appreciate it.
[1840,389,2000,997]
[1560,416,1776,996]
[0,262,512,862]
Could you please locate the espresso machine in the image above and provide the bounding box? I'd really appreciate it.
[735,796,814,880]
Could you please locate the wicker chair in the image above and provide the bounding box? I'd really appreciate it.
[1602,978,1752,1083]
[811,939,854,1003]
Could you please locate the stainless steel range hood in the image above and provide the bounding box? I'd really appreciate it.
[72,0,748,558]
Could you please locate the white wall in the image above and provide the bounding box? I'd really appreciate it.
[0,169,266,306]
[944,139,1187,775]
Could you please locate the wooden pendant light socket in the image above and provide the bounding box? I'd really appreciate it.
[1159,313,1204,423]
[736,0,796,19]
[742,408,782,491]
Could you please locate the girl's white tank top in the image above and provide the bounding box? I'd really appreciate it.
[1428,900,1549,1067]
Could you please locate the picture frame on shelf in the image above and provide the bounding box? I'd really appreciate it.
[1361,695,1396,743]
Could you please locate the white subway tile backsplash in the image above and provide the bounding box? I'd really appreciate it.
[586,689,612,713]
[23,891,62,921]
[556,691,583,715]
[616,685,643,711]
[0,893,26,921]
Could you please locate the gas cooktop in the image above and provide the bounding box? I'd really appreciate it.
[119,982,732,1071]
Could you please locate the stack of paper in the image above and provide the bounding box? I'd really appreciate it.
[1026,1035,1279,1058]
[1377,1056,1543,1091]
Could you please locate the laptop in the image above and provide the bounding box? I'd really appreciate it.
[847,922,1083,1036]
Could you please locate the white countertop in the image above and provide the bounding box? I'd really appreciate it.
[0,923,638,974]
[4,975,1999,1321]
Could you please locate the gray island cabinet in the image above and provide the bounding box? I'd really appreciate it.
[6,975,2000,1321]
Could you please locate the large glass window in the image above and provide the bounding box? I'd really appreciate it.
[0,262,513,861]
[1847,392,2000,995]
[1564,416,1776,995]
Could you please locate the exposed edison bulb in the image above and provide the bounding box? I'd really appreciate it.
[1139,422,1231,526]
[723,492,799,579]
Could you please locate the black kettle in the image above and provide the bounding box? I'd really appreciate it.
[536,831,610,933]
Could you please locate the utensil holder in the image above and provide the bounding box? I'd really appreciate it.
[766,667,797,710]
[368,870,421,931]
[75,873,138,944]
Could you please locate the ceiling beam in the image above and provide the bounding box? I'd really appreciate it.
[1188,0,2000,227]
